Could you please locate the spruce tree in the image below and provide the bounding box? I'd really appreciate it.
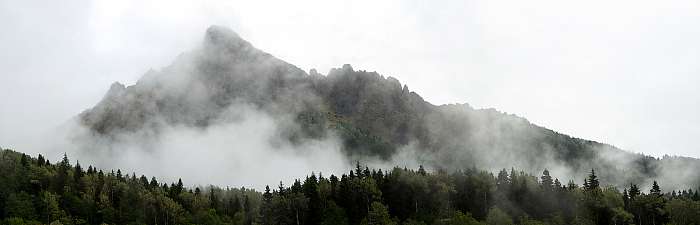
[53,153,71,192]
[650,181,661,196]
[20,154,28,167]
[278,181,286,196]
[585,169,599,191]
[149,177,159,190]
[540,169,553,190]
[74,161,85,193]
[263,185,272,203]
[622,189,630,209]
[233,195,242,214]
[74,161,84,180]
[209,186,219,210]
[37,154,45,166]
[496,169,510,189]
[418,165,427,176]
[116,169,123,181]
[629,184,640,199]
[567,180,577,190]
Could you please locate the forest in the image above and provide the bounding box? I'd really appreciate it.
[1,148,699,225]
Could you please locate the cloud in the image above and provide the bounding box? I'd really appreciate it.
[42,103,350,190]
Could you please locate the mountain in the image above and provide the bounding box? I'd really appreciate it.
[78,26,700,189]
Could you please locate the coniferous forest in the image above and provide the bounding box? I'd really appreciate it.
[2,149,699,225]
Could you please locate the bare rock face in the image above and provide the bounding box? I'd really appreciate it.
[79,25,312,135]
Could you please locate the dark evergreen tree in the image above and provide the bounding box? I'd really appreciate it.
[585,169,599,191]
[418,165,426,176]
[149,177,159,190]
[20,154,28,167]
[209,186,220,211]
[355,161,363,179]
[650,181,662,196]
[37,154,45,166]
[540,169,553,190]
[623,189,630,210]
[629,184,640,199]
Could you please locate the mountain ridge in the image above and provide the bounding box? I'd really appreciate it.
[76,25,700,189]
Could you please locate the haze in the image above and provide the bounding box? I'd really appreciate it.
[1,0,699,160]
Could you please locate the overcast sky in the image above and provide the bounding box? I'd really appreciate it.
[1,0,699,158]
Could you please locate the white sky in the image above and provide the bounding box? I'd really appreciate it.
[1,0,699,158]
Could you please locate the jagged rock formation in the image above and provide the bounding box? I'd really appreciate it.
[78,26,700,188]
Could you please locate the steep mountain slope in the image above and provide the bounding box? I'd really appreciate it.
[78,26,700,188]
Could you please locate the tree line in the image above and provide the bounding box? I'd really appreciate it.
[1,148,699,225]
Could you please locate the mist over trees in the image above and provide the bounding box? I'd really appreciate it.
[68,26,700,190]
[2,149,700,225]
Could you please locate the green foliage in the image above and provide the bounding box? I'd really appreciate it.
[362,202,397,225]
[4,192,36,220]
[485,207,512,225]
[1,148,699,225]
[666,198,700,225]
[320,201,348,225]
[435,211,483,225]
[518,216,545,225]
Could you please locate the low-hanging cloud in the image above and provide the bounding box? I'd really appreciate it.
[46,102,351,190]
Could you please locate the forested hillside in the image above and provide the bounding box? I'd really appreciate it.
[2,148,699,225]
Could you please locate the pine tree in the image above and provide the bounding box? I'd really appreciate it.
[418,165,427,176]
[232,195,242,214]
[37,154,45,166]
[20,154,28,167]
[244,195,252,224]
[172,178,184,198]
[540,169,553,190]
[623,189,630,210]
[74,161,85,193]
[278,181,287,197]
[629,184,640,199]
[355,161,363,179]
[496,169,510,188]
[116,169,123,181]
[60,153,70,168]
[292,179,303,193]
[140,175,149,188]
[263,185,272,203]
[261,186,273,225]
[585,169,599,191]
[567,180,578,190]
[74,161,84,180]
[53,153,71,192]
[209,186,219,210]
[150,177,159,190]
[650,181,661,196]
